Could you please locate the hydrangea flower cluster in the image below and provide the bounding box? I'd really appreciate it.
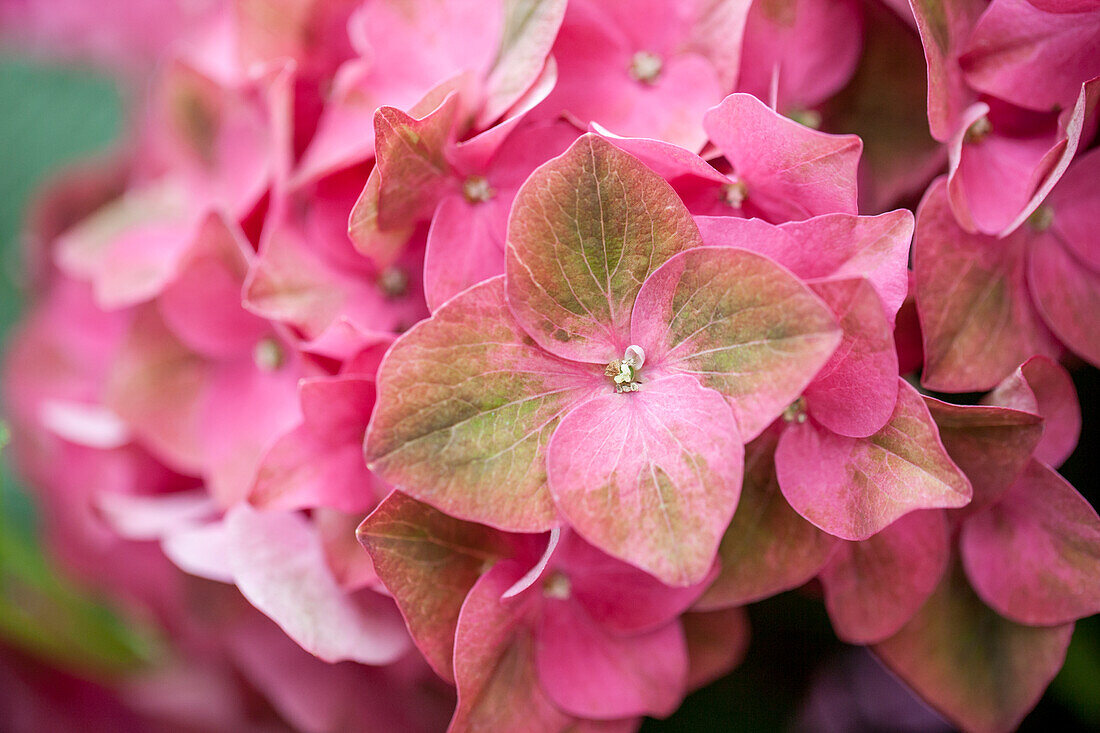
[2,1,1099,731]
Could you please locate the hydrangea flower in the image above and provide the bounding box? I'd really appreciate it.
[364,133,841,586]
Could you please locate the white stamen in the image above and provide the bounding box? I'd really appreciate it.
[783,396,808,424]
[462,176,494,204]
[965,115,992,144]
[629,51,663,84]
[377,266,409,298]
[543,572,572,600]
[723,181,747,209]
[253,337,285,371]
[607,345,645,393]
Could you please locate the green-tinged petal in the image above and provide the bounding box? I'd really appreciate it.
[506,133,701,363]
[357,491,513,683]
[365,277,602,532]
[875,561,1074,733]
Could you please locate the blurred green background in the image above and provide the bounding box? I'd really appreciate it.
[0,54,1096,732]
[0,55,162,680]
[0,56,122,531]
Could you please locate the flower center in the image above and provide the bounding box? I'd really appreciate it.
[377,266,409,298]
[605,345,645,393]
[1027,204,1054,232]
[964,115,992,144]
[543,571,572,600]
[722,181,747,209]
[782,396,808,424]
[629,51,663,84]
[462,176,494,204]
[253,337,285,372]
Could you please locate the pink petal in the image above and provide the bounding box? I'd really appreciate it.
[358,492,513,683]
[106,307,208,474]
[157,214,268,360]
[298,375,373,439]
[961,0,1100,112]
[874,562,1074,733]
[984,356,1081,467]
[502,528,562,600]
[923,397,1044,513]
[1045,146,1100,272]
[295,0,504,180]
[201,358,301,507]
[451,563,573,732]
[96,490,217,541]
[479,0,568,126]
[820,510,950,644]
[777,379,972,540]
[38,400,130,449]
[245,210,428,340]
[160,519,236,584]
[593,123,731,185]
[314,508,379,592]
[365,277,603,533]
[695,210,914,319]
[818,2,947,214]
[346,95,461,269]
[557,532,712,634]
[224,504,410,665]
[803,278,899,438]
[696,429,839,610]
[909,0,986,141]
[547,375,741,586]
[506,134,701,363]
[704,93,862,220]
[424,196,508,312]
[961,459,1100,626]
[914,178,1060,392]
[54,181,199,309]
[225,611,439,733]
[373,99,462,231]
[250,424,378,514]
[631,247,841,440]
[300,318,395,368]
[537,599,687,719]
[1028,230,1100,368]
[148,59,272,216]
[738,0,862,112]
